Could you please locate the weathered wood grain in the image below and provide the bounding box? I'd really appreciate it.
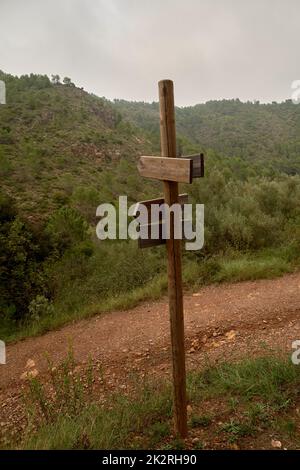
[138,156,193,183]
[181,153,204,178]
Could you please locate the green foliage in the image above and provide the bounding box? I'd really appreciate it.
[190,414,212,427]
[49,241,164,316]
[24,349,93,426]
[62,77,75,87]
[5,354,300,449]
[28,295,54,323]
[20,356,172,450]
[188,355,300,406]
[220,419,256,442]
[214,255,292,283]
[46,206,89,253]
[0,191,50,323]
[0,71,299,339]
[51,74,60,85]
[114,98,300,175]
[0,71,152,220]
[189,172,300,253]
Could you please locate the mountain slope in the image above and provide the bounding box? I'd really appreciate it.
[114,98,300,175]
[2,71,300,223]
[0,72,299,338]
[0,71,156,220]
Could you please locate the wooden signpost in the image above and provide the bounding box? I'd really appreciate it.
[135,80,204,438]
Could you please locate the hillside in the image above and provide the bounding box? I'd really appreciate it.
[2,70,300,223]
[114,98,300,175]
[0,71,156,221]
[0,72,299,342]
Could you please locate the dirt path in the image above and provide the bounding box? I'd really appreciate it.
[1,273,300,392]
[1,272,299,447]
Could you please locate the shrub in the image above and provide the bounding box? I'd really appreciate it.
[28,295,54,323]
[46,207,89,253]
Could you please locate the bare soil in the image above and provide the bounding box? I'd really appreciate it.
[1,273,300,445]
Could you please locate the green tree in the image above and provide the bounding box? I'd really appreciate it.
[0,192,48,320]
[51,74,61,85]
[46,207,89,253]
[63,77,74,86]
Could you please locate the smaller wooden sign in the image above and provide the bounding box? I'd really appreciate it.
[137,219,192,249]
[138,156,193,184]
[133,193,190,249]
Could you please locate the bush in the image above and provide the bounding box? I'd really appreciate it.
[46,207,89,253]
[28,295,54,323]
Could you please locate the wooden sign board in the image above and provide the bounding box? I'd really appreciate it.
[181,153,204,178]
[138,156,193,184]
[133,193,190,249]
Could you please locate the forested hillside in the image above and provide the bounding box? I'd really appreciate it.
[0,71,156,220]
[114,98,300,175]
[0,71,299,341]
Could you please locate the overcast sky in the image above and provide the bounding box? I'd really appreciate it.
[0,0,299,106]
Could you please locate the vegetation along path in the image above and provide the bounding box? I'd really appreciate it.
[1,273,300,397]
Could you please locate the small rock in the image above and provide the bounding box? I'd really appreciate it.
[28,368,38,378]
[20,369,39,380]
[271,439,282,449]
[230,443,239,450]
[25,359,35,369]
[225,330,236,341]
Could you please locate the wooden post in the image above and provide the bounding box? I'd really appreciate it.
[158,79,188,438]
